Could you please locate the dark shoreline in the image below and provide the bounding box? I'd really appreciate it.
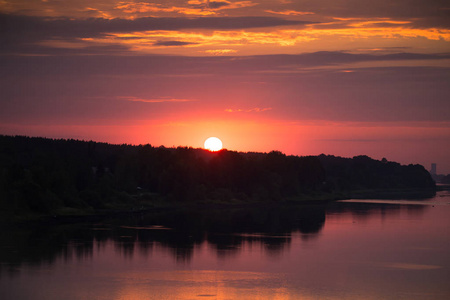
[2,187,438,226]
[1,135,437,224]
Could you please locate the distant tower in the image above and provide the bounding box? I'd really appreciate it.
[430,163,437,175]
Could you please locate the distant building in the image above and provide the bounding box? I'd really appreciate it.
[430,163,437,175]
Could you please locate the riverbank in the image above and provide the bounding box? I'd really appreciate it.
[1,187,437,225]
[1,136,436,223]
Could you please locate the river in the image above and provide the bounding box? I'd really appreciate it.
[1,190,449,299]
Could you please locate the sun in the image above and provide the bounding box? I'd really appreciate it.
[204,137,223,151]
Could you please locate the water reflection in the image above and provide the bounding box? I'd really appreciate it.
[2,193,449,300]
[329,200,428,219]
[1,200,430,273]
[0,204,329,272]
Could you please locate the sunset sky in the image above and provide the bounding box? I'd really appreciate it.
[1,0,449,173]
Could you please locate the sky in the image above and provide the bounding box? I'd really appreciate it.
[1,0,449,173]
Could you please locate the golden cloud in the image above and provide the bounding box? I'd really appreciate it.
[188,0,258,10]
[204,49,237,55]
[265,10,315,16]
[71,19,450,55]
[115,2,215,16]
[110,30,316,50]
[82,7,113,19]
[115,2,175,14]
[217,1,258,10]
[308,26,450,41]
[115,1,258,16]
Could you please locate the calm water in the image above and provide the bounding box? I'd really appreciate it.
[1,191,450,300]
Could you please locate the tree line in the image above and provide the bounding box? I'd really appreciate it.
[0,135,435,216]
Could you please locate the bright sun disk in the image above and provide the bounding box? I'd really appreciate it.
[204,137,223,151]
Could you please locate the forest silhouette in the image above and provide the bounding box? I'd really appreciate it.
[0,135,435,217]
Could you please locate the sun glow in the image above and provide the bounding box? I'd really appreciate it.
[204,137,223,151]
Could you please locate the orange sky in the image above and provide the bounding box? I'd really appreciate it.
[1,0,449,173]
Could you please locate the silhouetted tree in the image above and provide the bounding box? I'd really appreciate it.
[0,135,435,217]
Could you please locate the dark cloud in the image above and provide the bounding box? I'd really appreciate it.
[153,40,198,46]
[311,18,450,31]
[189,0,231,10]
[289,0,449,18]
[0,13,312,54]
[0,13,310,38]
[0,42,133,56]
[358,17,450,29]
[408,16,450,29]
[208,1,231,9]
[222,51,450,71]
[286,0,450,29]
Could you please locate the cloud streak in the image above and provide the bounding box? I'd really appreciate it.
[0,13,310,38]
[121,97,195,103]
[225,107,272,113]
[265,10,314,16]
[153,40,197,46]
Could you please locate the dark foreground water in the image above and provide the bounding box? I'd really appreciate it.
[1,191,450,300]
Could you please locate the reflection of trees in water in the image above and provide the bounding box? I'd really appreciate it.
[0,205,327,271]
[199,205,326,257]
[326,201,428,223]
[2,201,429,274]
[1,201,430,274]
[0,223,96,277]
